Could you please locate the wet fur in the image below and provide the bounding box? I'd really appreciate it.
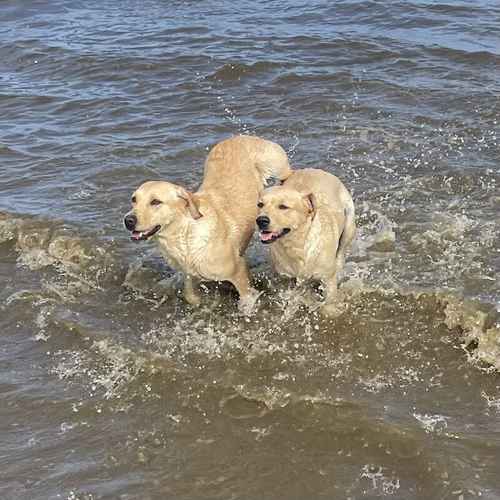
[258,168,355,314]
[125,135,292,312]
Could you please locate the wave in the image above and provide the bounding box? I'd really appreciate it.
[32,283,500,405]
[0,210,119,284]
[207,61,286,82]
[426,45,500,65]
[1,208,498,390]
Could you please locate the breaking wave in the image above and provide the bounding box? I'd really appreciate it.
[2,200,498,409]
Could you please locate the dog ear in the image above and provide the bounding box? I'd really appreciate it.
[304,193,316,218]
[177,189,202,220]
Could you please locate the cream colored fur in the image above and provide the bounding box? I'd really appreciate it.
[257,168,355,314]
[125,135,292,312]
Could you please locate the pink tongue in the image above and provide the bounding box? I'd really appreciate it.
[260,232,275,241]
[132,232,143,240]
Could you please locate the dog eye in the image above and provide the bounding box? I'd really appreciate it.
[131,196,136,203]
[257,202,264,208]
[278,204,289,210]
[150,199,162,206]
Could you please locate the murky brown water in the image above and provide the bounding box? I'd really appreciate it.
[1,1,499,499]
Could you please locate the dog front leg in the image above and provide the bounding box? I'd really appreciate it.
[320,274,345,317]
[229,259,260,315]
[183,274,201,306]
[324,274,338,301]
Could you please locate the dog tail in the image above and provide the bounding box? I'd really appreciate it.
[252,138,293,186]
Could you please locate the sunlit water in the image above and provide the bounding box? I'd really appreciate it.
[1,1,499,499]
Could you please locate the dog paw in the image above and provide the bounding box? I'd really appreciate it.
[238,289,261,316]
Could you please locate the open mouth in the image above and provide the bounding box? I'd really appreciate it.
[130,225,161,241]
[259,228,290,244]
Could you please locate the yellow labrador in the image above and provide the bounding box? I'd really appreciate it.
[256,168,355,314]
[124,135,291,313]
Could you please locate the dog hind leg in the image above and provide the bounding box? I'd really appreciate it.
[334,204,356,281]
[336,205,356,264]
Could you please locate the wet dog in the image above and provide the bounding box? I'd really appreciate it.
[256,168,355,314]
[124,135,292,313]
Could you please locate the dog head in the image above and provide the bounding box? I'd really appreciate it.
[256,186,315,244]
[123,181,202,241]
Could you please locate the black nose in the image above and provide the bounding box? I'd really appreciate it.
[124,214,137,231]
[256,215,270,230]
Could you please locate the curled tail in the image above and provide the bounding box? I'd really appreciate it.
[248,137,293,186]
[204,135,292,187]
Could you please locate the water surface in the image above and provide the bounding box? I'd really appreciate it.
[1,1,499,499]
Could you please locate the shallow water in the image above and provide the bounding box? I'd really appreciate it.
[1,1,499,499]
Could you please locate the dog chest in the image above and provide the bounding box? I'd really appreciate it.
[270,237,337,280]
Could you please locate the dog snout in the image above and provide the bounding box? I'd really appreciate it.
[256,215,270,230]
[124,213,137,231]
